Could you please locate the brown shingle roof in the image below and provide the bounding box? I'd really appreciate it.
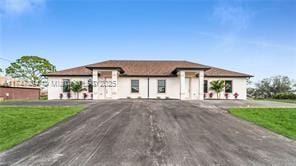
[46,60,252,77]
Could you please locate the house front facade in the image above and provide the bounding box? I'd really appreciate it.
[46,60,252,100]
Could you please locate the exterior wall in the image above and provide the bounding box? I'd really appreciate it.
[47,76,248,100]
[117,77,148,99]
[204,77,247,100]
[0,86,40,100]
[148,77,180,99]
[48,77,93,100]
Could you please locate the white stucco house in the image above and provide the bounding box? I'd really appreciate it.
[46,60,252,100]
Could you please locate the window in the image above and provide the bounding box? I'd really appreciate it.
[63,79,70,92]
[131,80,139,93]
[204,80,208,93]
[225,80,233,93]
[88,79,93,92]
[158,80,166,93]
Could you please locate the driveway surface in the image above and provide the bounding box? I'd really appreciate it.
[0,100,296,165]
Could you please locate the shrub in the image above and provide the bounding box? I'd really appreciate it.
[40,95,48,100]
[67,92,71,99]
[83,93,88,100]
[273,93,296,99]
[234,92,239,99]
[225,93,229,99]
[209,92,213,98]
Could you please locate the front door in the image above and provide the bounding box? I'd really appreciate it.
[185,78,191,99]
[104,78,112,99]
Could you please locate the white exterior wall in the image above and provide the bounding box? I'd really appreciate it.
[47,76,248,100]
[117,77,148,99]
[117,77,180,99]
[204,77,247,100]
[48,77,93,100]
[148,77,180,99]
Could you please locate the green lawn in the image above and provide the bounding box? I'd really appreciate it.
[0,106,83,151]
[255,98,296,104]
[229,108,296,140]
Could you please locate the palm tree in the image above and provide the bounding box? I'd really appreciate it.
[70,81,86,99]
[210,80,225,99]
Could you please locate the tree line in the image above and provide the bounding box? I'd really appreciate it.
[248,76,296,99]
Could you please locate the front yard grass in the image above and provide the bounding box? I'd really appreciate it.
[0,106,83,151]
[255,98,296,104]
[229,108,296,140]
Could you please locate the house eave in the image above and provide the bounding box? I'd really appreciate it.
[85,66,125,73]
[172,67,211,74]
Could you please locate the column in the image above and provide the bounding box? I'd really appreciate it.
[92,69,99,100]
[180,71,186,100]
[111,70,118,99]
[199,70,204,100]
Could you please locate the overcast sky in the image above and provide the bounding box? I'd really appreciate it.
[0,0,295,82]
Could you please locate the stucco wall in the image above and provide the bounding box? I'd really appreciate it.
[148,77,180,99]
[204,77,247,100]
[48,77,93,100]
[117,77,148,99]
[48,76,247,100]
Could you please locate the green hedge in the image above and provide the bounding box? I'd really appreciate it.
[273,93,296,99]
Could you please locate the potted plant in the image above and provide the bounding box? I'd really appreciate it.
[224,93,229,99]
[59,93,63,100]
[234,92,239,99]
[209,92,213,98]
[67,92,71,99]
[83,93,88,100]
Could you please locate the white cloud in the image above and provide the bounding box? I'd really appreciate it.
[213,1,254,31]
[0,0,46,16]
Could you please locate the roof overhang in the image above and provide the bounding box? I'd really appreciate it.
[204,75,254,78]
[45,74,92,77]
[172,67,211,74]
[86,67,125,73]
[119,74,177,77]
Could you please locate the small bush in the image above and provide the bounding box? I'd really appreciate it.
[273,93,296,99]
[59,93,63,100]
[83,93,88,100]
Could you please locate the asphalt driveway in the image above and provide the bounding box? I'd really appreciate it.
[0,100,296,165]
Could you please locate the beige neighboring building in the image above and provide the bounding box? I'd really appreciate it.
[46,60,253,100]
